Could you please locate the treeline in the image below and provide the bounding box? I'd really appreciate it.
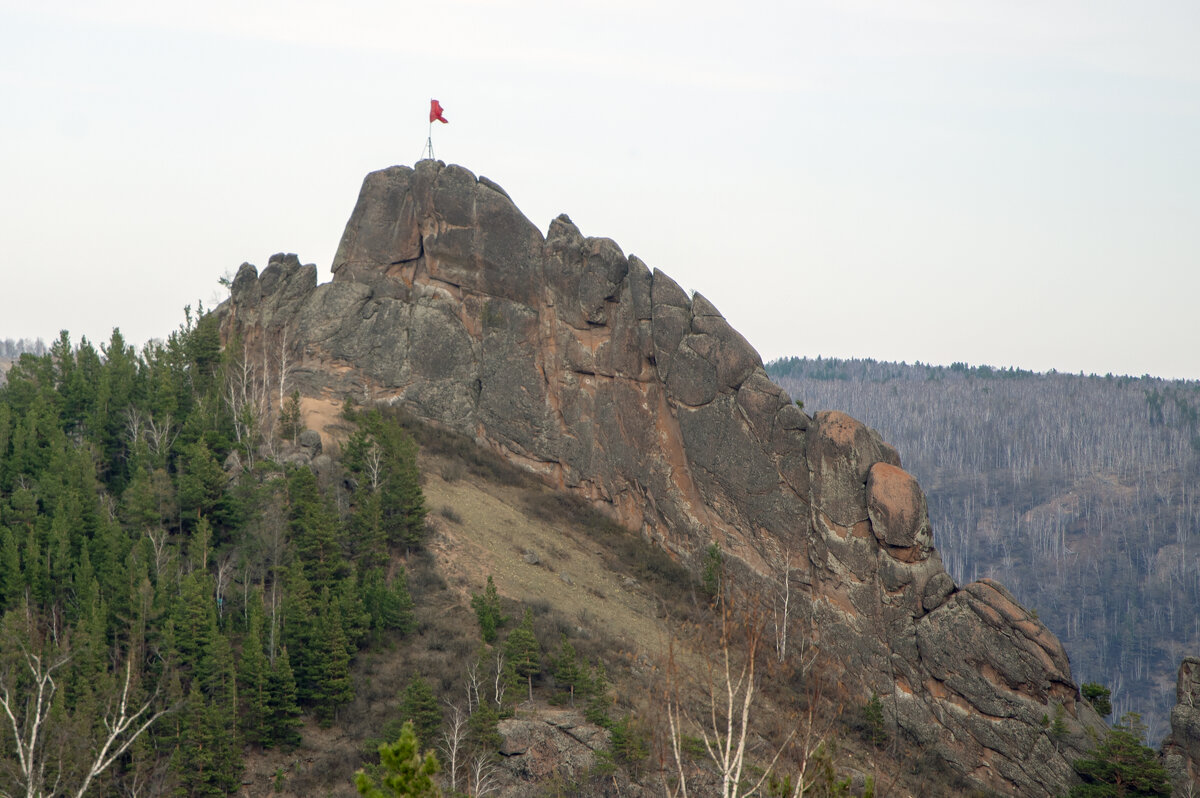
[0,313,426,796]
[0,337,48,359]
[767,356,1200,742]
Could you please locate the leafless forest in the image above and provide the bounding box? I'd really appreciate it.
[768,357,1200,743]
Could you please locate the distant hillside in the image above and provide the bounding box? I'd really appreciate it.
[768,356,1200,741]
[0,338,48,387]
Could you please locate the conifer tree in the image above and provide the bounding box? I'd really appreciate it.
[552,634,585,706]
[504,608,541,702]
[286,467,346,593]
[362,566,415,640]
[355,720,441,798]
[311,587,354,726]
[1069,713,1170,797]
[466,700,503,756]
[265,646,303,749]
[238,605,270,746]
[584,660,612,728]
[281,563,317,700]
[176,440,225,529]
[172,680,243,797]
[377,423,426,550]
[470,575,506,644]
[398,676,443,751]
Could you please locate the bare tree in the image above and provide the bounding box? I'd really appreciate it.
[0,645,70,798]
[0,646,168,798]
[214,553,235,620]
[364,443,385,492]
[439,702,467,794]
[492,650,508,710]
[664,589,793,798]
[142,413,176,462]
[144,528,172,581]
[467,753,501,797]
[70,661,171,798]
[465,660,481,714]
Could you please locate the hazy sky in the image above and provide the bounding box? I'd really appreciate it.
[2,1,1198,379]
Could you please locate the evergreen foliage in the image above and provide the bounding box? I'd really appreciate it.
[608,713,650,775]
[1082,682,1114,717]
[0,311,433,794]
[503,608,541,702]
[551,634,585,706]
[355,720,441,798]
[470,575,507,644]
[1068,713,1170,797]
[466,700,504,756]
[583,660,613,728]
[397,676,443,751]
[264,647,303,749]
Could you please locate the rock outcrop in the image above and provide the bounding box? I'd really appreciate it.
[218,160,1105,795]
[1164,656,1200,793]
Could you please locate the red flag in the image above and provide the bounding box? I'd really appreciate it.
[429,99,448,124]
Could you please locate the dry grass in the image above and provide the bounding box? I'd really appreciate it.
[240,411,707,797]
[239,408,939,798]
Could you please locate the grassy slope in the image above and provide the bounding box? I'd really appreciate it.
[242,416,980,798]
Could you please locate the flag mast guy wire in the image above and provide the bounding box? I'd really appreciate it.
[423,99,448,160]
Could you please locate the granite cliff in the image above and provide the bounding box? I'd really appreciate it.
[218,160,1106,795]
[1164,656,1200,793]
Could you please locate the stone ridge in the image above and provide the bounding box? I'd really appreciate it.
[218,160,1105,795]
[1164,656,1200,792]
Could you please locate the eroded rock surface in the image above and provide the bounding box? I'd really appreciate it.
[1163,656,1200,794]
[219,160,1104,795]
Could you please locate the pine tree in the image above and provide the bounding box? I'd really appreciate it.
[264,646,303,749]
[286,467,346,593]
[172,680,243,797]
[311,588,354,726]
[355,720,441,798]
[176,441,225,529]
[584,660,612,728]
[504,608,541,702]
[362,566,415,640]
[398,676,443,751]
[470,575,506,645]
[238,606,270,747]
[552,634,585,706]
[1069,713,1171,797]
[466,701,503,756]
[279,390,303,444]
[377,423,426,550]
[1082,682,1114,717]
[281,564,316,698]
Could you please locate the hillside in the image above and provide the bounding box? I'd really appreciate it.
[212,160,1132,795]
[767,356,1200,742]
[0,334,996,798]
[4,161,1190,796]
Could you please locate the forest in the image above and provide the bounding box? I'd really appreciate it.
[0,312,439,796]
[0,320,1178,796]
[767,356,1200,743]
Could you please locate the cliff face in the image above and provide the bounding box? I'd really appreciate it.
[219,160,1104,795]
[1164,656,1200,793]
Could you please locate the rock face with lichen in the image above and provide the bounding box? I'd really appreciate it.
[218,160,1107,795]
[1163,656,1200,793]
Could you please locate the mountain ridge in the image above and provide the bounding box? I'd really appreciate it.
[220,159,1108,795]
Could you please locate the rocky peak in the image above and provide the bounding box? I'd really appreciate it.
[218,160,1107,795]
[1164,656,1200,792]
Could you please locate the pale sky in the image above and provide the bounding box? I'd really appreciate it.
[2,1,1198,379]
